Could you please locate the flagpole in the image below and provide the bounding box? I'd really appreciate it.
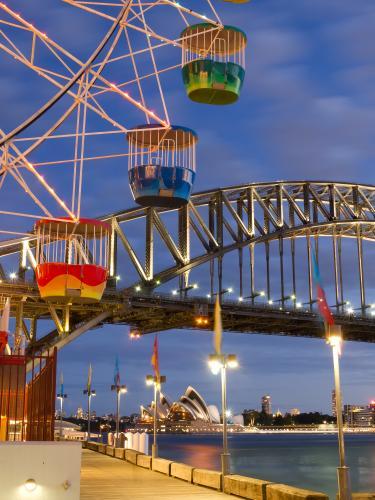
[88,392,91,441]
[116,389,120,440]
[153,380,158,459]
[208,296,238,477]
[328,326,351,500]
[312,254,351,499]
[221,362,230,475]
[57,372,67,440]
[60,396,63,439]
[147,336,165,459]
[84,364,95,442]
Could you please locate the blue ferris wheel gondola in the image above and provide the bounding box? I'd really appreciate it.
[127,124,198,208]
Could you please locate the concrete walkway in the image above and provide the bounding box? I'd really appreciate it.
[81,449,232,500]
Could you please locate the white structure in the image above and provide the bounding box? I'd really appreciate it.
[124,432,149,454]
[0,441,81,499]
[54,420,86,441]
[141,386,221,424]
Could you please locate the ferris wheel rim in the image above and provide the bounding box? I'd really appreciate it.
[0,1,131,148]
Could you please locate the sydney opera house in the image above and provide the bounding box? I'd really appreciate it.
[139,386,243,433]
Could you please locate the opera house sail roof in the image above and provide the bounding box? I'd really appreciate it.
[140,386,221,424]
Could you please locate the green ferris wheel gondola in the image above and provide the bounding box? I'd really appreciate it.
[181,24,247,105]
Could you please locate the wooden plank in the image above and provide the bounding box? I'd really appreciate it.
[81,449,231,499]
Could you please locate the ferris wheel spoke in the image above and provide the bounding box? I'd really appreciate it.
[135,0,169,123]
[5,165,53,218]
[123,27,150,123]
[62,0,118,21]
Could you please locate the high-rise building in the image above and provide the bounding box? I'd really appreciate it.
[332,390,336,417]
[261,395,271,415]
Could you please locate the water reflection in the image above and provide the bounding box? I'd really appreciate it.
[155,433,375,498]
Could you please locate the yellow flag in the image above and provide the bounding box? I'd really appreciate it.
[214,295,222,355]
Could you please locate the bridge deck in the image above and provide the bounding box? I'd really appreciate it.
[80,449,230,500]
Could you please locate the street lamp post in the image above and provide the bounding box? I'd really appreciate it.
[327,325,351,500]
[208,353,238,476]
[146,374,166,458]
[111,383,127,447]
[56,391,67,439]
[83,388,96,441]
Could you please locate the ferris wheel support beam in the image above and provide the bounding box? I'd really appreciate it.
[0,1,132,147]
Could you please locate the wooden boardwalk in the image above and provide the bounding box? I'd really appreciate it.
[81,449,232,500]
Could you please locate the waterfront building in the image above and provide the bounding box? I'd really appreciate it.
[261,395,272,415]
[344,404,374,427]
[139,386,242,433]
[332,389,337,417]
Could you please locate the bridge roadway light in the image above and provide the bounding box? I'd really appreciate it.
[135,285,141,292]
[172,283,199,296]
[145,374,166,459]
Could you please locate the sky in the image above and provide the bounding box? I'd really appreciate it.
[1,0,375,417]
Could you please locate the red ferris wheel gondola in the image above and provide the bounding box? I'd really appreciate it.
[34,218,110,303]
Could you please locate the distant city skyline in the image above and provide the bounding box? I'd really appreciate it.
[57,327,375,416]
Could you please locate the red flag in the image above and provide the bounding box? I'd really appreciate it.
[312,254,335,326]
[317,285,335,326]
[151,336,160,379]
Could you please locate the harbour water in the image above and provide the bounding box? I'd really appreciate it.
[156,433,375,498]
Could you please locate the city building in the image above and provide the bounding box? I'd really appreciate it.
[76,407,85,419]
[261,395,271,415]
[332,390,337,417]
[344,405,374,427]
[139,386,243,433]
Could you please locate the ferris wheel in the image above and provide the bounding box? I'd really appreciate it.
[0,0,248,315]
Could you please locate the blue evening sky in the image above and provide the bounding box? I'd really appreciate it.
[2,0,375,416]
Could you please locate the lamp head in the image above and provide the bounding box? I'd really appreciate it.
[227,354,239,369]
[208,354,222,375]
[146,375,154,386]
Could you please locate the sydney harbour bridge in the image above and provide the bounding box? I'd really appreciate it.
[1,180,374,356]
[0,1,373,359]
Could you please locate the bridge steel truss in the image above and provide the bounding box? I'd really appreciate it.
[0,180,375,353]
